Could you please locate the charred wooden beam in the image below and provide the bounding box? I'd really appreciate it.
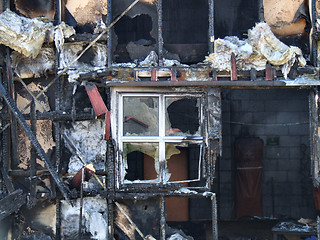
[0,110,95,121]
[28,99,37,208]
[107,0,112,67]
[208,0,214,53]
[157,0,163,66]
[0,189,26,221]
[0,80,72,205]
[1,167,14,192]
[67,34,108,43]
[85,83,108,117]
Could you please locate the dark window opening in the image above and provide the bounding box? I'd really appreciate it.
[162,0,209,64]
[115,14,155,45]
[114,14,156,62]
[214,0,259,39]
[167,98,200,135]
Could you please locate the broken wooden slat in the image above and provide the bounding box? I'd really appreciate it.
[105,110,111,140]
[85,83,108,117]
[265,64,274,81]
[0,189,26,221]
[231,53,237,80]
[151,68,157,81]
[0,80,72,205]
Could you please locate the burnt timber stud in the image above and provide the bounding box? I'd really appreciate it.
[152,68,157,81]
[0,80,72,205]
[231,53,237,80]
[265,64,274,81]
[171,70,178,82]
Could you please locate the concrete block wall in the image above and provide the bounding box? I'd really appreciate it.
[218,89,314,220]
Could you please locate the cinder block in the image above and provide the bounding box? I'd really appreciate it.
[273,171,288,183]
[219,171,232,184]
[265,100,287,112]
[242,100,265,112]
[275,112,300,123]
[264,125,289,135]
[266,147,290,159]
[285,100,309,112]
[288,124,309,136]
[253,112,277,124]
[280,136,301,147]
[263,158,278,170]
[231,111,254,123]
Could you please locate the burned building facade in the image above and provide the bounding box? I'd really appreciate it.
[0,0,320,239]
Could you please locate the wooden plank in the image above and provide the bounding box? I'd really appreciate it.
[85,83,108,117]
[0,189,26,221]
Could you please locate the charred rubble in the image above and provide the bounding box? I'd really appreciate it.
[0,0,320,240]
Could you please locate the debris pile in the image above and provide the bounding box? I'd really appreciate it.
[205,22,306,78]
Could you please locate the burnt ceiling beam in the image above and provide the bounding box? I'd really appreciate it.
[0,80,72,205]
[98,80,286,88]
[0,111,95,121]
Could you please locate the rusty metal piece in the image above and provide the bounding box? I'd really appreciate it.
[265,64,274,81]
[105,110,111,140]
[0,80,72,205]
[231,53,237,80]
[85,83,108,117]
[171,70,177,82]
[69,164,95,189]
[151,68,157,81]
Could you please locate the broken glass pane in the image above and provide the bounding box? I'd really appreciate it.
[165,143,201,182]
[165,97,201,136]
[123,96,159,136]
[123,142,159,182]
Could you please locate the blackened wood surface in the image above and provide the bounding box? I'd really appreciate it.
[0,189,26,221]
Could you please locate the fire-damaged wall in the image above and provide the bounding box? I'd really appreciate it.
[220,89,313,220]
[1,0,320,239]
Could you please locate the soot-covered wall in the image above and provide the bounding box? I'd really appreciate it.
[219,89,314,220]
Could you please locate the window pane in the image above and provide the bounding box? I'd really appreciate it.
[165,143,201,182]
[123,142,159,182]
[165,97,201,136]
[123,96,159,136]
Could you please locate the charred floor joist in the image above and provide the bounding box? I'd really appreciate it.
[1,0,320,240]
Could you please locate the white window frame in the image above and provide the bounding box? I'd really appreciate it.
[111,87,207,189]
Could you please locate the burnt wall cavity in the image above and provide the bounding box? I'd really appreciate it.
[163,0,208,63]
[214,0,259,39]
[112,0,158,62]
